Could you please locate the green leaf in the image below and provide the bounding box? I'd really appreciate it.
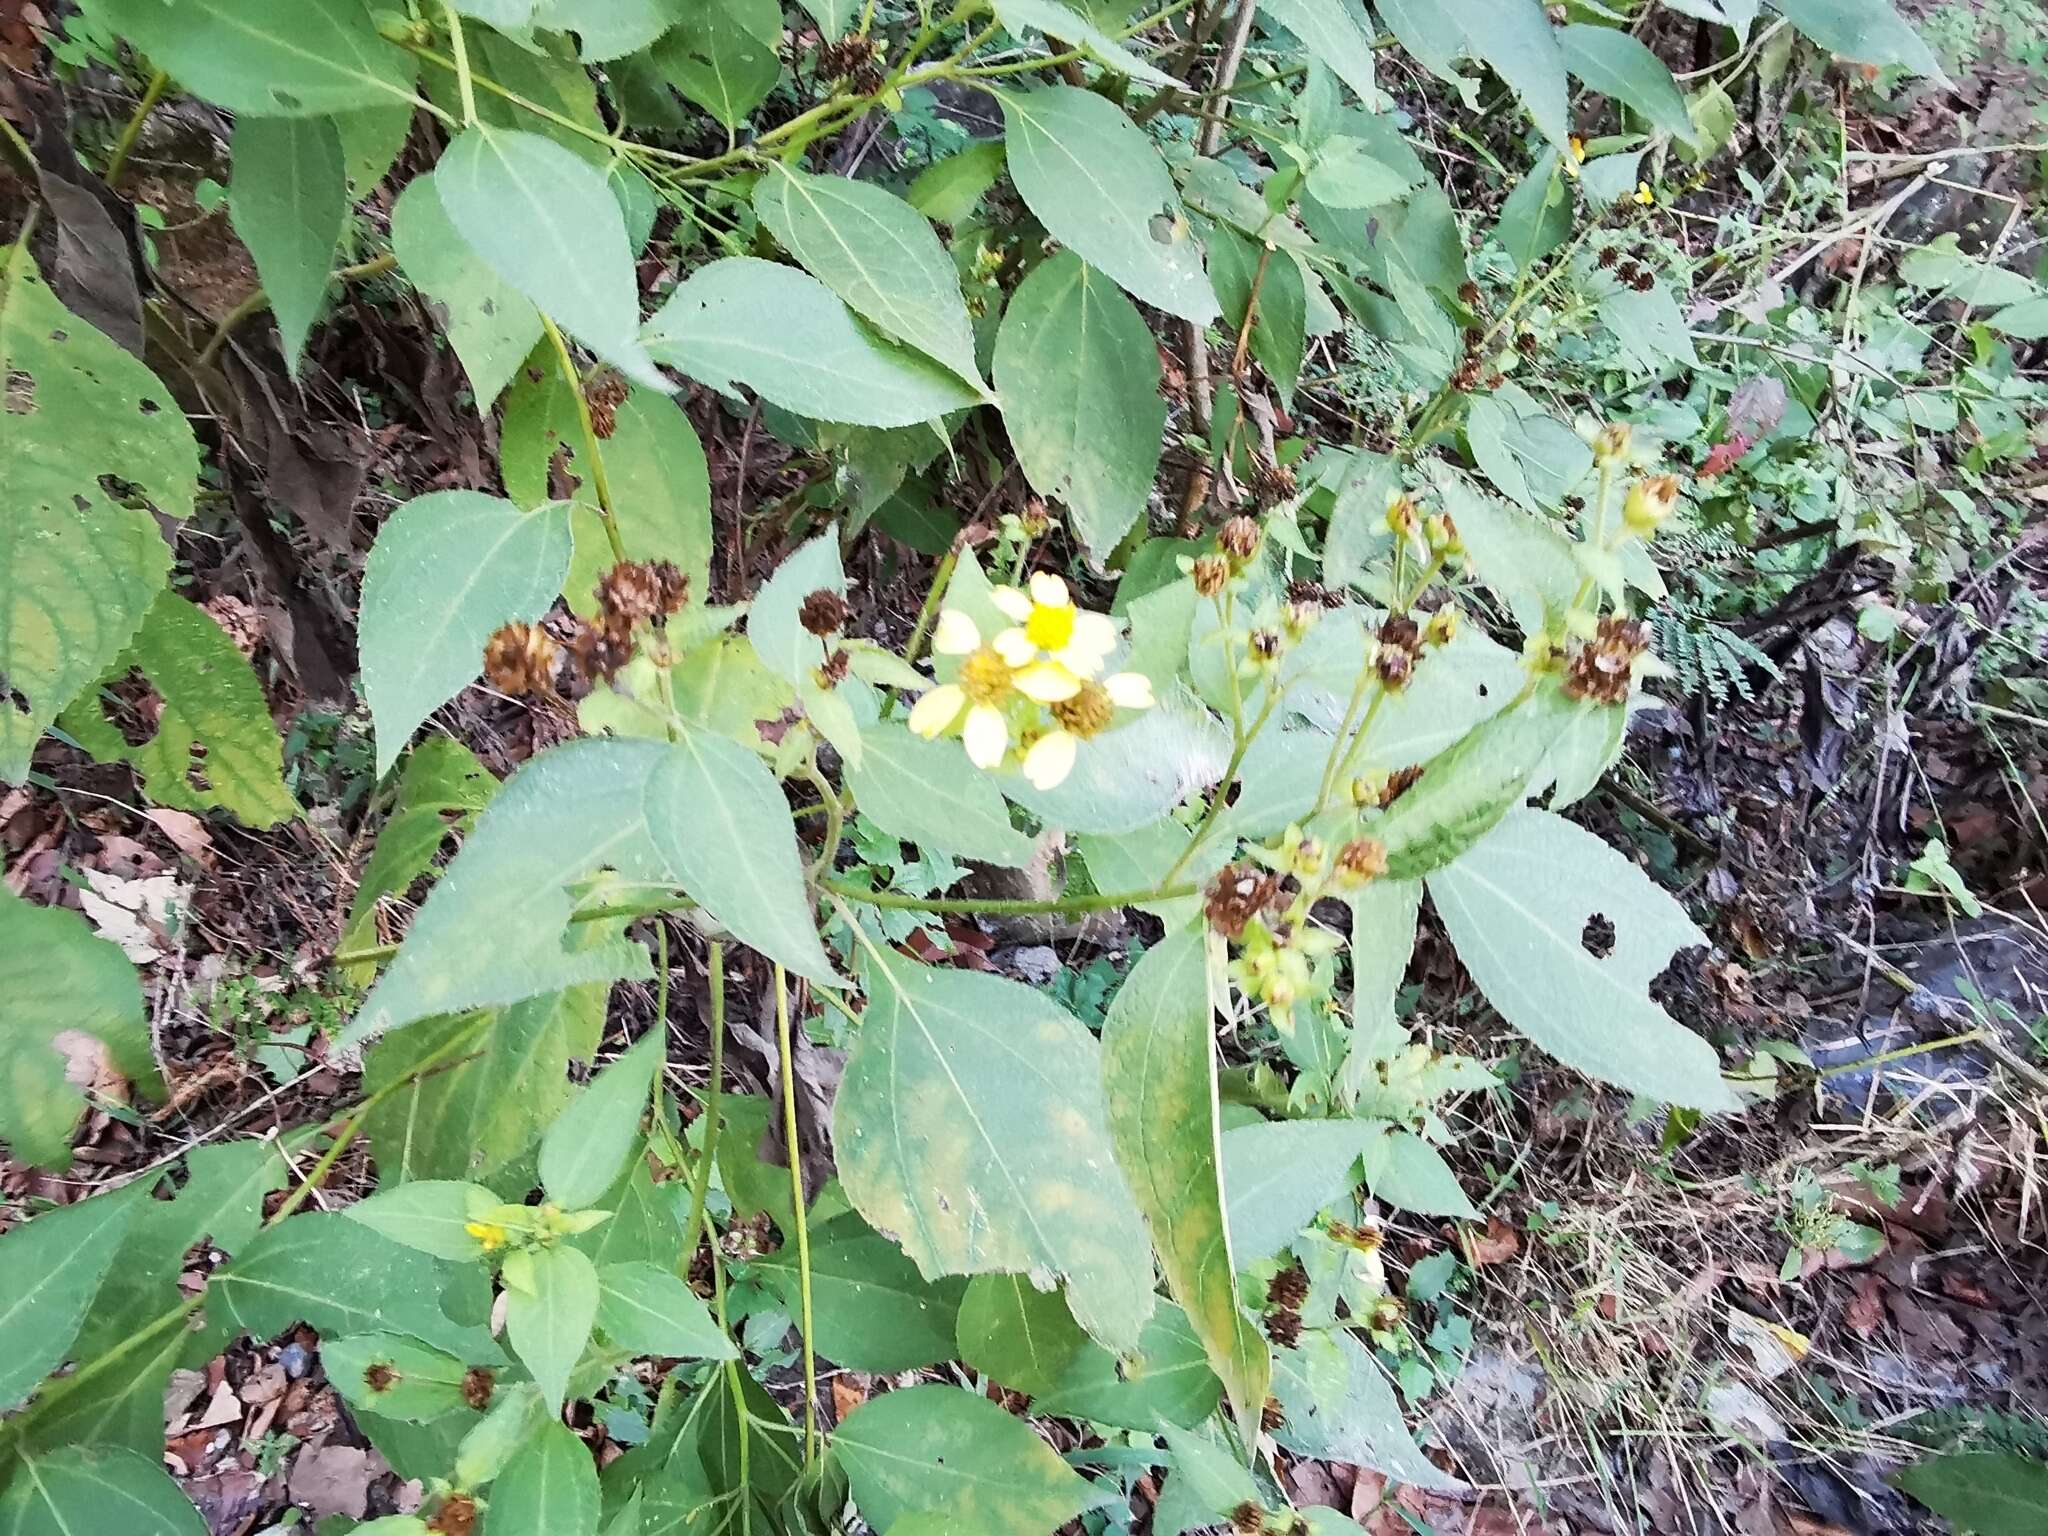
[492,1419,601,1536]
[793,0,857,31]
[227,115,346,372]
[340,738,499,979]
[0,1444,206,1535]
[1000,699,1229,837]
[956,1273,1089,1396]
[1303,137,1419,210]
[1366,1130,1476,1219]
[1161,1421,1260,1525]
[504,1244,601,1412]
[1428,806,1739,1111]
[570,1159,681,1268]
[993,0,1182,86]
[1034,1301,1223,1430]
[541,1030,663,1209]
[755,1221,968,1373]
[436,125,668,392]
[1770,0,1942,75]
[991,250,1165,562]
[1221,1118,1383,1261]
[1431,476,1577,638]
[360,490,575,779]
[64,593,299,826]
[347,736,833,1047]
[996,86,1218,323]
[836,1384,1095,1534]
[1598,280,1698,374]
[1466,392,1592,513]
[645,257,982,428]
[535,0,680,61]
[834,946,1154,1352]
[0,242,194,782]
[845,722,1038,867]
[212,1212,500,1359]
[94,0,417,115]
[0,889,157,1168]
[1494,149,1572,274]
[595,1261,736,1359]
[361,992,602,1186]
[747,532,847,686]
[1896,1450,2048,1533]
[1259,0,1378,102]
[1271,1331,1464,1489]
[755,164,985,387]
[1899,233,2040,308]
[657,0,782,129]
[455,1381,548,1488]
[908,141,1008,225]
[346,1179,497,1262]
[1558,25,1692,141]
[333,102,413,192]
[1988,296,2048,340]
[391,171,543,407]
[1441,0,1570,151]
[0,1187,141,1410]
[323,1333,477,1423]
[1375,692,1572,879]
[1101,934,1271,1441]
[1206,223,1307,408]
[1077,817,1228,928]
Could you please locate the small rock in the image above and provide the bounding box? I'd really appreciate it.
[995,944,1059,986]
[278,1342,312,1380]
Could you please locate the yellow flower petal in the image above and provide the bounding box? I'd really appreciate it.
[1028,571,1070,609]
[963,704,1008,768]
[908,683,965,739]
[932,608,981,656]
[1015,660,1082,703]
[990,585,1033,623]
[1103,671,1154,709]
[1022,730,1078,790]
[992,627,1037,667]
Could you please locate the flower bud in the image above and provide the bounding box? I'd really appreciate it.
[1384,492,1420,540]
[1287,836,1323,878]
[1334,837,1388,887]
[1585,420,1634,466]
[1623,473,1680,536]
[1425,606,1459,647]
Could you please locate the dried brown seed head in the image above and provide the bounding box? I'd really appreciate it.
[586,370,629,439]
[1191,553,1231,598]
[1378,614,1422,655]
[569,619,633,684]
[1250,459,1297,509]
[460,1365,495,1412]
[1263,1308,1302,1348]
[428,1496,480,1536]
[598,560,687,632]
[483,623,558,697]
[798,587,850,637]
[1335,837,1388,885]
[364,1361,399,1394]
[1218,514,1263,562]
[1380,764,1424,806]
[1267,1264,1310,1311]
[1051,679,1115,739]
[1205,864,1280,940]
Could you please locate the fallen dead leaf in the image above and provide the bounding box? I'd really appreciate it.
[76,868,187,963]
[1466,1214,1520,1267]
[143,807,215,866]
[1727,1307,1809,1378]
[287,1441,374,1522]
[1845,1273,1885,1339]
[830,1374,870,1422]
[52,1028,132,1106]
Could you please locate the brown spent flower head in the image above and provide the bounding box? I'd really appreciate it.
[1251,459,1297,509]
[1191,553,1231,598]
[1018,497,1053,540]
[483,623,557,697]
[586,370,629,439]
[1595,246,1619,270]
[1375,646,1414,691]
[569,617,634,684]
[1325,1219,1385,1253]
[798,587,851,637]
[460,1365,496,1412]
[1264,1307,1303,1349]
[1267,1264,1310,1312]
[1335,837,1389,885]
[1516,330,1538,357]
[364,1361,399,1394]
[1248,628,1283,665]
[1218,514,1263,563]
[1051,679,1117,739]
[816,647,851,689]
[1564,615,1651,706]
[1379,614,1423,656]
[598,559,688,633]
[817,32,881,84]
[1230,1501,1266,1536]
[1629,267,1656,292]
[1260,1396,1286,1433]
[1380,764,1425,807]
[1205,864,1281,940]
[1457,279,1483,308]
[1287,578,1335,609]
[428,1496,480,1536]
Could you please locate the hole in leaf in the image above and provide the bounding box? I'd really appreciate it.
[566,1058,592,1086]
[139,396,161,415]
[107,670,164,749]
[48,328,66,343]
[1147,208,1178,244]
[4,369,33,414]
[1476,682,1489,699]
[2,677,28,713]
[1580,913,1616,959]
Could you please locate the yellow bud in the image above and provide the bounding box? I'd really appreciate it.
[465,1221,509,1253]
[1623,474,1680,536]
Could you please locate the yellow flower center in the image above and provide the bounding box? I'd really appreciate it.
[959,647,1014,706]
[1025,601,1075,652]
[1050,681,1114,739]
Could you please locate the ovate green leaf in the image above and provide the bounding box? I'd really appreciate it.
[436,125,668,391]
[1034,1301,1223,1430]
[0,889,157,1168]
[644,258,983,428]
[992,250,1165,561]
[1895,1450,2048,1533]
[755,1220,968,1373]
[490,1418,601,1536]
[1598,279,1698,374]
[836,1384,1095,1535]
[834,947,1154,1351]
[340,737,498,980]
[360,490,574,779]
[391,171,543,407]
[1221,1118,1383,1261]
[1770,0,1942,75]
[0,242,193,781]
[1365,1130,1476,1219]
[323,1333,477,1423]
[1428,806,1739,1111]
[1271,1331,1464,1489]
[64,593,299,826]
[845,722,1038,867]
[997,86,1218,323]
[1206,223,1306,408]
[0,1445,205,1536]
[346,1179,497,1262]
[1259,0,1378,102]
[1558,25,1693,142]
[1101,934,1270,1441]
[1493,149,1572,274]
[908,141,1008,225]
[540,1029,662,1209]
[0,1186,141,1410]
[228,115,347,371]
[993,0,1182,86]
[956,1273,1089,1396]
[755,164,984,387]
[1439,0,1570,151]
[595,1261,736,1359]
[1375,691,1572,879]
[504,1244,601,1412]
[657,0,782,129]
[1466,392,1591,513]
[93,0,417,116]
[535,0,681,61]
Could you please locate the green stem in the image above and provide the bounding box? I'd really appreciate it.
[679,943,727,1275]
[804,752,845,883]
[440,1,478,126]
[195,252,397,368]
[774,968,820,1466]
[1161,688,1280,885]
[821,876,1198,915]
[1228,241,1274,383]
[540,315,627,563]
[106,69,170,187]
[331,892,688,968]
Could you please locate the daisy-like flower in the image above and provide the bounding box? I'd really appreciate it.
[991,572,1118,682]
[1018,672,1156,789]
